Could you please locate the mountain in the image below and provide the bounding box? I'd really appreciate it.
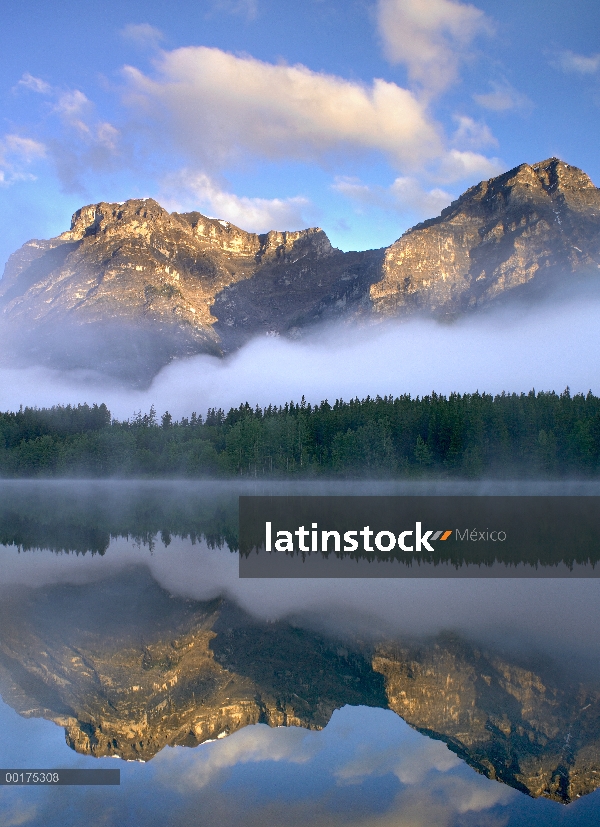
[1,157,599,383]
[0,571,387,761]
[0,200,382,383]
[0,569,599,803]
[372,157,600,316]
[374,636,600,803]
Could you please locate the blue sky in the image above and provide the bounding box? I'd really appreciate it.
[1,0,600,269]
[3,695,600,827]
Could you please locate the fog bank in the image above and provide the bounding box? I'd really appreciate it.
[2,291,600,417]
[2,534,600,674]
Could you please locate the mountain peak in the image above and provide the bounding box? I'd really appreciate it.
[65,198,171,241]
[532,156,596,192]
[1,158,599,384]
[372,157,600,316]
[0,194,379,382]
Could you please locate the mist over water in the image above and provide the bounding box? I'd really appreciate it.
[2,477,600,820]
[2,288,600,671]
[2,284,600,417]
[2,491,600,677]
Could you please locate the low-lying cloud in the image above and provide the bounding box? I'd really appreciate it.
[1,286,600,421]
[3,530,600,674]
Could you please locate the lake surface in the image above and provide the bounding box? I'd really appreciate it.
[1,480,600,827]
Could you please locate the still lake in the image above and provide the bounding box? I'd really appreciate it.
[1,479,600,827]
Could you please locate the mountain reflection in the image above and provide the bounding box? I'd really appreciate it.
[0,566,599,805]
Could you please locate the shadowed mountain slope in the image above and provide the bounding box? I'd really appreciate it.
[1,158,599,383]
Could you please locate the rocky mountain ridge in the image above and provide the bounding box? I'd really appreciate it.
[1,570,599,803]
[1,157,599,382]
[372,157,600,315]
[0,197,382,382]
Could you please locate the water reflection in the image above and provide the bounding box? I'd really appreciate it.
[4,479,600,573]
[0,561,599,804]
[1,480,600,826]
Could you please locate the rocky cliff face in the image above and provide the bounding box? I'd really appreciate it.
[1,157,599,382]
[0,570,599,803]
[0,199,382,382]
[372,158,600,315]
[374,636,600,803]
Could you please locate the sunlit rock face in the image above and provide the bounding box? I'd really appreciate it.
[374,636,600,804]
[1,158,599,383]
[0,199,383,383]
[0,571,387,762]
[1,570,600,803]
[371,158,600,316]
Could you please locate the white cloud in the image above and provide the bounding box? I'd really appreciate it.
[451,115,497,149]
[435,148,503,183]
[0,134,46,186]
[15,72,52,95]
[12,47,502,208]
[122,46,443,170]
[555,50,600,75]
[96,122,120,151]
[443,774,514,813]
[336,731,461,785]
[14,76,121,193]
[52,90,121,154]
[3,135,46,162]
[389,176,451,213]
[326,103,500,209]
[120,23,164,48]
[376,0,493,94]
[53,89,94,136]
[158,724,316,791]
[473,80,532,112]
[161,169,313,232]
[333,175,451,220]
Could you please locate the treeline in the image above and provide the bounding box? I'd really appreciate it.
[0,481,239,553]
[1,389,600,477]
